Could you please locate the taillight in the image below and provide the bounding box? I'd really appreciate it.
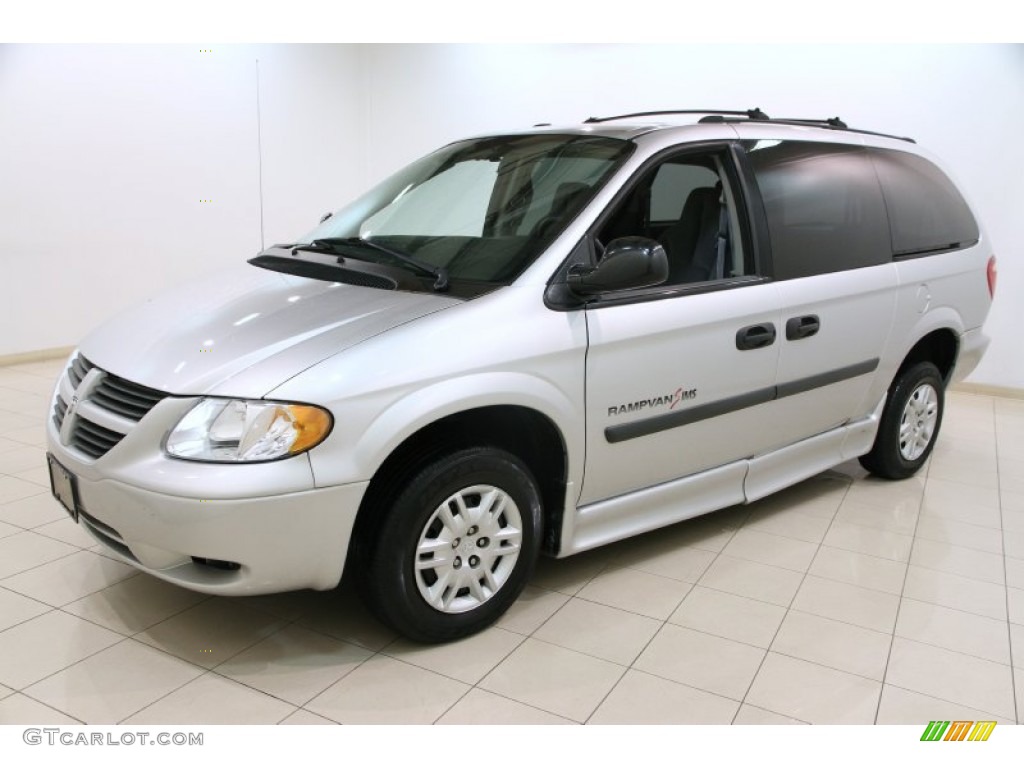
[987,255,997,298]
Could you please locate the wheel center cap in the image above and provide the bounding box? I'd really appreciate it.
[457,539,474,556]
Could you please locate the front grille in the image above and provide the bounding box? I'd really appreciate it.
[70,416,125,459]
[53,396,68,430]
[68,355,94,388]
[90,373,167,421]
[53,354,170,460]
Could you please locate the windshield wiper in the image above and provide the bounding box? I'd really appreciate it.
[290,241,346,259]
[297,237,449,292]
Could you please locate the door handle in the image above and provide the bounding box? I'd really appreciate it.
[785,315,820,341]
[736,322,777,351]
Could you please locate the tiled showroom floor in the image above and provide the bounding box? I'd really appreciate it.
[0,356,1022,725]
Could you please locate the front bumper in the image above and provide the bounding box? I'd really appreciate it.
[46,412,367,595]
[74,476,366,594]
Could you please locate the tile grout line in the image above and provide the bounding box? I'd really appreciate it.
[0,569,218,652]
[436,639,579,725]
[582,508,755,724]
[275,705,305,724]
[901,558,1008,589]
[522,615,630,724]
[884,682,1009,723]
[233,615,386,721]
[520,537,657,725]
[895,567,1009,624]
[12,635,137,715]
[116,605,363,724]
[872,441,932,724]
[256,595,539,718]
[384,629,532,724]
[12,689,86,724]
[12,590,323,723]
[623,510,758,723]
[994,401,1020,724]
[0,548,141,604]
[732,477,854,724]
[478,553,638,722]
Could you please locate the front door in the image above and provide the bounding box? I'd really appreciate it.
[578,144,784,505]
[581,283,782,505]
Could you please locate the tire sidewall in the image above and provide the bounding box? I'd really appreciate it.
[877,361,945,478]
[371,447,543,642]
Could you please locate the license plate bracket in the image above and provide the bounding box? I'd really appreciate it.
[47,453,80,523]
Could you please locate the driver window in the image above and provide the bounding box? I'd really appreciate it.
[597,152,749,285]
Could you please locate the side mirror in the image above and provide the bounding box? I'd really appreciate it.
[319,211,333,224]
[568,237,668,295]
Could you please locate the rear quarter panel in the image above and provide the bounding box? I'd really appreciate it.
[879,242,992,391]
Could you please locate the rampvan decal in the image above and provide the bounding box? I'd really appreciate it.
[608,386,696,417]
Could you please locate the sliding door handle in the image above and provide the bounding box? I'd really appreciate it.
[786,315,820,340]
[736,322,777,351]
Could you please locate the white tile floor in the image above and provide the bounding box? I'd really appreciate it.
[0,356,1022,725]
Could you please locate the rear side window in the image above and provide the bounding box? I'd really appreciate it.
[745,141,890,280]
[869,149,979,257]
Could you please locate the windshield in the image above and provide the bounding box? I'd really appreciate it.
[295,134,632,285]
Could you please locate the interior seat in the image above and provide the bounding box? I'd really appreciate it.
[660,184,727,283]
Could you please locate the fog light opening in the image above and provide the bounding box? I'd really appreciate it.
[191,556,242,571]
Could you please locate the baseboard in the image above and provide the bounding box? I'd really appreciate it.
[951,381,1024,400]
[0,346,74,368]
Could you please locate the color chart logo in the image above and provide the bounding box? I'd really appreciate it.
[920,721,996,742]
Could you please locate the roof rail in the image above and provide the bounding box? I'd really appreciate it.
[698,113,915,144]
[583,108,769,124]
[777,116,848,129]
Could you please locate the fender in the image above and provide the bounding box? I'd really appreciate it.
[351,372,583,488]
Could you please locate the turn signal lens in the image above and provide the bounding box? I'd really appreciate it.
[288,405,334,454]
[987,255,997,298]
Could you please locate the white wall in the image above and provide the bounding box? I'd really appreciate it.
[255,45,363,244]
[3,44,1022,388]
[0,44,362,357]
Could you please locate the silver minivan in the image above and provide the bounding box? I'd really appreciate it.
[46,109,996,641]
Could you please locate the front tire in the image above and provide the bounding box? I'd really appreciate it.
[859,361,944,480]
[357,447,542,643]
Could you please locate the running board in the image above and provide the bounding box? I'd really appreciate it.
[562,402,883,557]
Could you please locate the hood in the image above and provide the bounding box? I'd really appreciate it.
[80,264,462,397]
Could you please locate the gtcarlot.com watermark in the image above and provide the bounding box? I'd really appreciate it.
[23,728,203,747]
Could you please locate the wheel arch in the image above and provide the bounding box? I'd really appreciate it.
[349,403,572,570]
[896,327,960,385]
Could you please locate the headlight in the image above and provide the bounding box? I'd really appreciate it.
[165,399,332,462]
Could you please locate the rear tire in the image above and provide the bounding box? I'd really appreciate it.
[355,446,542,643]
[859,361,944,480]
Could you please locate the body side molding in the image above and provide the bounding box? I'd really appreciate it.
[605,358,880,443]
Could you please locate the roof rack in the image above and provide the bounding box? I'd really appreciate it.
[779,116,848,129]
[698,113,915,144]
[583,108,769,124]
[582,109,914,143]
